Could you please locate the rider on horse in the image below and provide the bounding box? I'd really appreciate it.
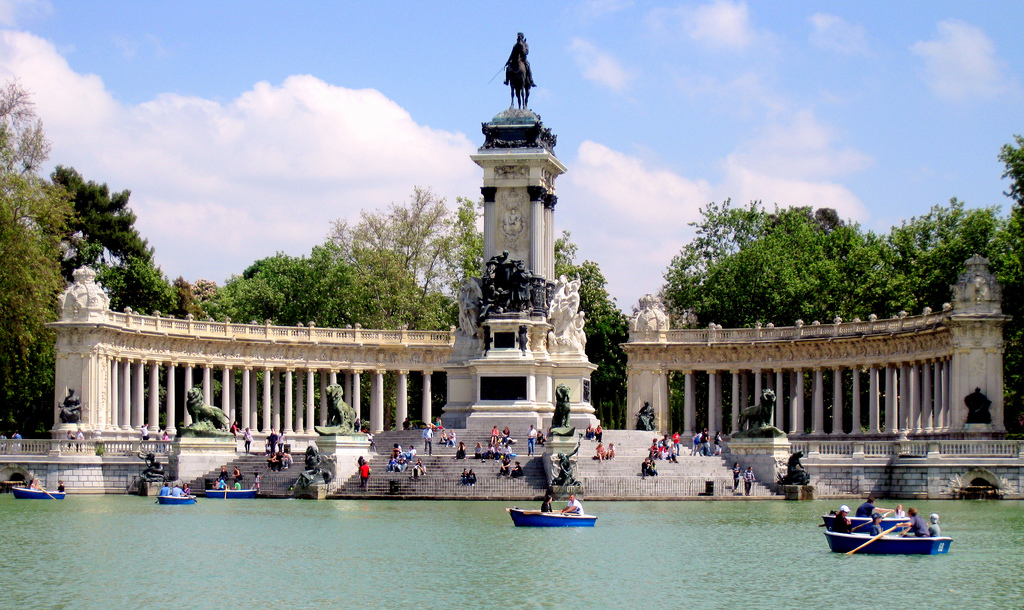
[504,32,536,87]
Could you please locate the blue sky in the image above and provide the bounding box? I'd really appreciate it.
[3,1,1022,313]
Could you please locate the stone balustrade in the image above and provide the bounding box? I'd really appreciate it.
[0,439,173,457]
[789,439,1022,458]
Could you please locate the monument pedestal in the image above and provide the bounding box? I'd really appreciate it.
[294,483,327,500]
[171,436,236,483]
[316,434,371,484]
[726,436,791,493]
[783,484,816,500]
[544,435,582,497]
[137,481,165,496]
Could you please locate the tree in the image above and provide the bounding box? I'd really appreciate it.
[51,166,173,314]
[329,187,473,329]
[0,80,72,434]
[997,135,1024,432]
[555,231,629,427]
[207,242,353,327]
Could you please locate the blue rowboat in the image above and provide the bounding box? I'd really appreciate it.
[157,495,197,505]
[824,531,952,555]
[507,507,597,527]
[12,487,65,500]
[204,488,257,499]
[822,514,909,534]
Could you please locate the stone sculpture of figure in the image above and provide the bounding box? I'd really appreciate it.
[739,389,776,431]
[297,444,333,489]
[547,275,586,354]
[779,451,811,486]
[518,325,529,355]
[178,388,231,437]
[630,294,670,334]
[550,384,572,432]
[503,32,535,109]
[58,388,82,424]
[480,252,533,320]
[550,441,580,487]
[138,452,166,483]
[314,384,357,436]
[636,401,656,431]
[456,277,483,338]
[965,388,992,424]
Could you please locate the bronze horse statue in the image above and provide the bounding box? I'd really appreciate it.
[506,57,530,109]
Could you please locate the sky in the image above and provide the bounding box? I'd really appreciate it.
[1,1,1021,313]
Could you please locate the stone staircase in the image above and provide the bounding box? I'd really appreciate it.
[573,430,776,499]
[332,429,548,499]
[186,451,337,498]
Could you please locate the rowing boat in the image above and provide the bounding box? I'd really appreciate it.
[506,507,597,527]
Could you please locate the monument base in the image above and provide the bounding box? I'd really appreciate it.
[783,484,816,501]
[294,483,327,500]
[315,435,371,484]
[171,436,237,482]
[137,481,165,496]
[726,436,791,494]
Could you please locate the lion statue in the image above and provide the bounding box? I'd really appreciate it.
[734,389,785,439]
[314,384,357,436]
[177,387,231,437]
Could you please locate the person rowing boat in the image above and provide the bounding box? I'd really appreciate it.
[855,496,894,517]
[560,493,583,515]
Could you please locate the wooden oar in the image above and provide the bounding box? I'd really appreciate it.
[845,524,903,555]
[38,486,57,500]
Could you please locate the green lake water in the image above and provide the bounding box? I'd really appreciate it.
[0,496,1021,609]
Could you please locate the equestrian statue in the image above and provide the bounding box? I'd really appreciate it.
[503,32,536,109]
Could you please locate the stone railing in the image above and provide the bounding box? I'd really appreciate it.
[0,439,173,457]
[650,310,949,344]
[99,311,454,346]
[790,439,1023,458]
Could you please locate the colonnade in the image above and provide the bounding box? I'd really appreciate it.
[101,358,436,436]
[677,359,954,437]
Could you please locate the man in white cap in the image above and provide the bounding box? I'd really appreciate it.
[928,513,941,537]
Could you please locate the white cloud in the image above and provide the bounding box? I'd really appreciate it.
[564,109,870,307]
[577,0,633,20]
[649,0,768,52]
[0,0,50,27]
[911,20,1012,101]
[567,38,632,92]
[0,30,479,284]
[808,13,869,56]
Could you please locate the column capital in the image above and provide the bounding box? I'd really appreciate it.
[397,369,409,376]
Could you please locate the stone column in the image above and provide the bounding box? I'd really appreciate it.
[812,369,824,435]
[421,370,431,424]
[730,371,740,434]
[794,370,805,434]
[740,372,749,413]
[284,369,294,434]
[922,361,933,433]
[775,370,785,430]
[221,366,232,422]
[295,368,305,433]
[132,360,144,429]
[319,372,328,427]
[683,371,695,437]
[789,371,798,434]
[885,365,898,434]
[121,359,132,430]
[182,365,193,426]
[371,370,385,433]
[482,187,496,260]
[529,187,544,276]
[203,365,212,411]
[396,371,409,427]
[147,361,160,432]
[899,364,911,433]
[352,371,362,424]
[869,366,880,433]
[831,367,842,435]
[110,359,120,430]
[940,360,951,432]
[910,363,922,433]
[344,371,352,407]
[850,368,861,435]
[166,363,176,436]
[707,371,718,433]
[250,369,258,431]
[753,369,763,406]
[262,368,271,434]
[241,368,251,430]
[306,369,315,434]
[272,370,281,432]
[932,361,943,432]
[329,370,337,386]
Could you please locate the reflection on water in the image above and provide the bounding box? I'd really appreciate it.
[0,496,1021,609]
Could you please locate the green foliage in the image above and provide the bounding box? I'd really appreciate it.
[208,242,353,327]
[555,231,629,425]
[0,81,72,435]
[329,187,471,329]
[95,254,176,315]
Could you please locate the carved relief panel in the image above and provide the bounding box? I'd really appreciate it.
[496,187,529,260]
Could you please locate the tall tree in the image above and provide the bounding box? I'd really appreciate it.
[0,80,72,434]
[555,231,629,427]
[997,135,1024,432]
[329,187,471,329]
